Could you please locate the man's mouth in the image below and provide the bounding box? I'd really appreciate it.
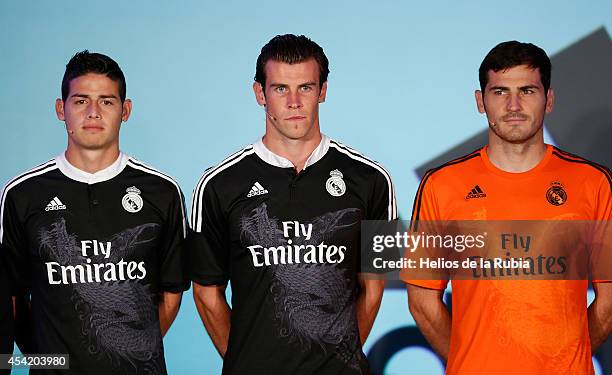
[82,124,104,131]
[502,113,528,122]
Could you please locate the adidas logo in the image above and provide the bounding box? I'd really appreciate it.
[247,182,269,198]
[45,197,67,211]
[466,185,486,199]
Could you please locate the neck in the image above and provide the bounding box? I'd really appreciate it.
[262,128,322,172]
[65,146,120,174]
[487,132,547,173]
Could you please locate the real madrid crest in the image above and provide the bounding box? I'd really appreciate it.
[326,169,346,197]
[122,186,143,213]
[546,181,567,206]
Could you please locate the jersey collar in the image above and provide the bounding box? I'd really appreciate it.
[56,151,129,184]
[480,144,553,178]
[253,134,330,170]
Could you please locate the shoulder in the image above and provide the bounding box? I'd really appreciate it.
[190,145,255,232]
[1,158,59,199]
[551,147,611,190]
[419,148,482,187]
[124,156,187,235]
[327,139,397,219]
[124,156,184,197]
[327,138,393,183]
[192,144,256,195]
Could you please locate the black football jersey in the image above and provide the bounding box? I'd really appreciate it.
[0,152,188,375]
[189,135,397,375]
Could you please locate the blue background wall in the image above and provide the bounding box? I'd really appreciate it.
[1,1,611,373]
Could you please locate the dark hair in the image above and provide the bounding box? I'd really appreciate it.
[61,50,126,102]
[255,34,329,88]
[479,41,551,93]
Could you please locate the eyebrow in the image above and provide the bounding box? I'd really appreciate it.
[70,93,119,99]
[268,81,318,88]
[488,85,540,91]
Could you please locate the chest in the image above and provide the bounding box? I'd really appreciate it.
[23,182,166,267]
[225,166,370,237]
[220,165,372,274]
[439,177,592,220]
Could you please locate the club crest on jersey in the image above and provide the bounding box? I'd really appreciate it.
[326,169,346,197]
[546,181,567,206]
[122,186,143,213]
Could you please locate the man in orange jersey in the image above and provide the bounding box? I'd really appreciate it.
[403,41,612,374]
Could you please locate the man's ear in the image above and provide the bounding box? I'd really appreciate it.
[122,99,133,122]
[545,88,554,113]
[475,90,486,114]
[253,81,266,106]
[318,81,327,103]
[55,99,65,121]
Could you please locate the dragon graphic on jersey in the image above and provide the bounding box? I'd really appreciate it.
[38,218,164,374]
[240,203,365,371]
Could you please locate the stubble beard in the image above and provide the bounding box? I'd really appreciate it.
[488,115,544,144]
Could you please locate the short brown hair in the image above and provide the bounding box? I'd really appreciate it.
[255,34,329,88]
[479,41,551,94]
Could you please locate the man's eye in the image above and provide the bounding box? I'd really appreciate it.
[493,90,504,96]
[101,100,113,105]
[75,99,86,104]
[300,86,312,92]
[275,86,286,93]
[522,89,534,94]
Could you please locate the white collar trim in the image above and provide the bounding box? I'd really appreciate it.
[253,134,330,170]
[56,151,128,184]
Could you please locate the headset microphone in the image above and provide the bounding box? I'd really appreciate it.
[263,104,277,121]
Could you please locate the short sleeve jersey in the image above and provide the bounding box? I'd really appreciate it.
[189,135,397,375]
[403,145,612,375]
[0,152,189,375]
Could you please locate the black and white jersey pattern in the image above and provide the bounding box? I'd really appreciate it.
[189,134,396,375]
[0,152,188,375]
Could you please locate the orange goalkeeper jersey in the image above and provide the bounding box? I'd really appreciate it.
[404,145,611,375]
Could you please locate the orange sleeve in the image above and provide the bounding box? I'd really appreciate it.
[402,171,448,290]
[409,170,440,224]
[594,171,612,221]
[592,171,612,283]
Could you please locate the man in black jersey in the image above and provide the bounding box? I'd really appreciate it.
[0,51,188,374]
[190,34,397,374]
